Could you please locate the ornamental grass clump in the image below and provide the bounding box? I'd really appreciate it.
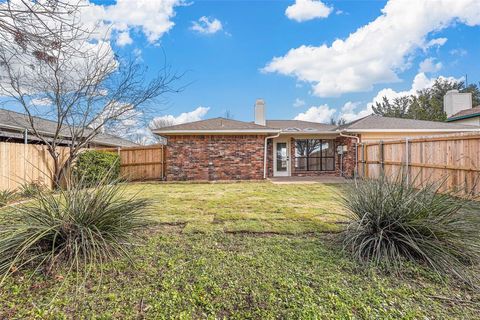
[0,190,16,207]
[0,174,150,282]
[341,173,480,284]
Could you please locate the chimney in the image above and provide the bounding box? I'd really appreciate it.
[444,90,472,117]
[254,99,266,126]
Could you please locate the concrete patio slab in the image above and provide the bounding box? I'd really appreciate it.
[268,176,347,184]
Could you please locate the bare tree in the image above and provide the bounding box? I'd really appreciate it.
[149,117,175,130]
[0,1,82,57]
[0,1,180,187]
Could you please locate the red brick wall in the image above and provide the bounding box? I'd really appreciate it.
[335,136,357,178]
[166,135,266,181]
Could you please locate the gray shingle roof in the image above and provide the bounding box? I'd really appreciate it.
[266,120,337,132]
[153,117,277,133]
[153,118,338,135]
[153,113,480,137]
[339,115,480,131]
[447,106,480,121]
[0,108,138,147]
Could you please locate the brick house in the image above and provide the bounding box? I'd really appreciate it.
[154,100,480,181]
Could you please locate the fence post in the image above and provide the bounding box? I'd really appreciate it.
[380,140,384,176]
[162,145,166,180]
[363,144,367,178]
[405,138,409,184]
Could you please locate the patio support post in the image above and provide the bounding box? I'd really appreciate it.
[263,132,280,179]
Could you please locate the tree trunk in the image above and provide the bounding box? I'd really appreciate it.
[51,153,62,190]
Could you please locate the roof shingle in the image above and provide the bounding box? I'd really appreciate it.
[340,115,479,131]
[153,114,480,136]
[265,120,336,132]
[153,117,276,133]
[447,106,480,121]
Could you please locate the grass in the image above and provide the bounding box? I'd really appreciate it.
[1,182,479,318]
[133,182,345,234]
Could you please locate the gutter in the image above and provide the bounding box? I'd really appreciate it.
[263,132,281,179]
[0,122,62,137]
[446,113,480,122]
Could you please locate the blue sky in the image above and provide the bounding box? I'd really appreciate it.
[118,0,479,125]
[8,0,480,127]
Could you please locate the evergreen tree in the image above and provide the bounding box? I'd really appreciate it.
[372,78,480,121]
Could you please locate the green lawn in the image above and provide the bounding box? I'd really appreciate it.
[1,182,479,319]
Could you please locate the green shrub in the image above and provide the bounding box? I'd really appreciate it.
[340,174,480,284]
[18,181,46,198]
[0,190,16,207]
[74,150,120,186]
[0,175,150,282]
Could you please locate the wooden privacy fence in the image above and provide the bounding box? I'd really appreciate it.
[0,142,69,191]
[99,144,166,181]
[356,133,480,195]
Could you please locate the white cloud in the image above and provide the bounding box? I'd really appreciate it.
[81,0,184,44]
[341,101,360,113]
[30,97,53,106]
[264,0,480,97]
[150,106,210,128]
[450,48,468,56]
[418,58,442,73]
[340,102,372,123]
[133,48,143,61]
[425,37,448,49]
[116,31,133,46]
[285,0,333,22]
[294,105,336,123]
[293,98,306,108]
[190,16,224,35]
[339,72,463,122]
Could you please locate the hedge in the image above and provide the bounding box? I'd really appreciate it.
[74,150,120,186]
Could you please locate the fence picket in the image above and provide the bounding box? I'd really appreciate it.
[356,133,480,195]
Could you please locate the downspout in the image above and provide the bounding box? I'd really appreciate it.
[339,131,360,179]
[263,132,281,179]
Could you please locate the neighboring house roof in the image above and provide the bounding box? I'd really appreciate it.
[0,108,138,147]
[447,105,480,122]
[338,115,480,132]
[152,117,278,134]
